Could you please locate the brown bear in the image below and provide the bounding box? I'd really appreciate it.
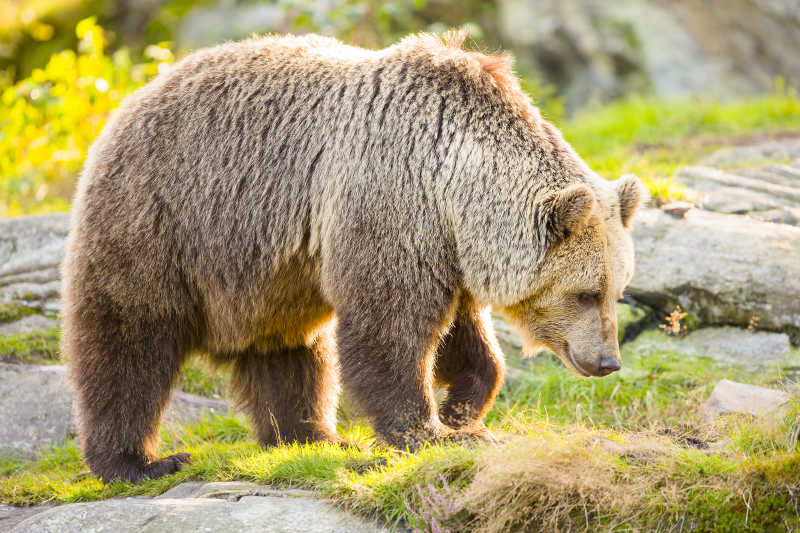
[61,31,644,483]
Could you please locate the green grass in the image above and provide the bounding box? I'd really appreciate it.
[0,325,60,364]
[0,303,38,324]
[559,85,800,203]
[176,357,229,399]
[2,338,798,531]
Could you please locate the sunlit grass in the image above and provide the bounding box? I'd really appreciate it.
[2,342,798,531]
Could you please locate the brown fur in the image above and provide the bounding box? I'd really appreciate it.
[62,31,643,482]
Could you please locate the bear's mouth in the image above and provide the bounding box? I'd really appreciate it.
[565,347,591,377]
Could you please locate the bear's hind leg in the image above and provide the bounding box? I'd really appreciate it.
[65,308,190,483]
[435,298,505,431]
[229,330,340,446]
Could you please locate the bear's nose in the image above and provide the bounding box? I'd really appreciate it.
[597,357,621,376]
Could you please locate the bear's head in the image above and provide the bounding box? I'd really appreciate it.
[500,174,645,377]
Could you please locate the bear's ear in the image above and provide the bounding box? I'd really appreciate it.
[616,174,645,228]
[536,184,595,247]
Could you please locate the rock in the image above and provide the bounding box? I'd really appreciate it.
[0,214,70,316]
[703,379,791,421]
[677,140,800,225]
[0,364,73,458]
[0,504,55,531]
[676,163,800,222]
[628,208,800,330]
[700,139,800,168]
[617,302,648,342]
[0,364,231,459]
[498,0,800,110]
[155,481,314,501]
[660,202,694,219]
[623,328,795,366]
[0,314,57,336]
[12,481,388,533]
[165,391,230,427]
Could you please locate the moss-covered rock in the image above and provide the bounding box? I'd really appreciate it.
[0,303,37,324]
[616,302,649,342]
[0,326,61,364]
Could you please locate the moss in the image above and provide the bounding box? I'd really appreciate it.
[0,325,61,364]
[616,302,650,343]
[0,302,38,323]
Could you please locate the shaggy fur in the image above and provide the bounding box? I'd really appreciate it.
[62,31,643,483]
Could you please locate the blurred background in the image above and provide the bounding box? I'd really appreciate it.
[1,0,799,215]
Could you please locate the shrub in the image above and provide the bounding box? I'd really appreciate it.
[0,17,172,215]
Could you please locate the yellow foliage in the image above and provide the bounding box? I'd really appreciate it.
[0,18,172,215]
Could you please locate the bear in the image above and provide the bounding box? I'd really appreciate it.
[61,30,645,483]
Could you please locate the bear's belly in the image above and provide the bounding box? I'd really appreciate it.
[198,252,333,354]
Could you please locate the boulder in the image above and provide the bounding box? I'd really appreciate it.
[676,163,800,224]
[628,207,800,331]
[0,503,54,531]
[623,328,795,366]
[703,379,791,421]
[0,214,70,316]
[11,481,388,533]
[0,363,231,459]
[498,0,800,109]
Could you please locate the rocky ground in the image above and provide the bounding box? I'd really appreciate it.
[0,139,799,531]
[8,482,389,532]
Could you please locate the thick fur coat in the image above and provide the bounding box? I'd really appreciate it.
[62,31,643,482]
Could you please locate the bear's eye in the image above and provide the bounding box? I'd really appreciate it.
[576,292,599,307]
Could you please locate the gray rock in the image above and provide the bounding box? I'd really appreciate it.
[703,379,791,421]
[499,0,800,110]
[628,208,800,330]
[700,139,800,168]
[0,214,70,316]
[0,364,73,458]
[0,314,57,336]
[677,164,800,220]
[0,364,231,459]
[164,391,231,427]
[11,482,389,533]
[0,504,55,531]
[623,328,795,366]
[750,207,800,226]
[155,481,315,501]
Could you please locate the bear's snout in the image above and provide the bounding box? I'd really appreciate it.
[596,356,621,376]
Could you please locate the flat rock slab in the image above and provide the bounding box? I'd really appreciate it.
[623,328,795,366]
[703,379,791,421]
[0,214,70,316]
[700,139,800,168]
[678,139,800,225]
[677,165,800,224]
[629,207,800,330]
[11,482,389,533]
[0,363,231,459]
[0,364,72,458]
[1,503,55,531]
[0,314,57,336]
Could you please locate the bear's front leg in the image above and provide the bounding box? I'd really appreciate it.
[434,295,505,430]
[336,310,453,449]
